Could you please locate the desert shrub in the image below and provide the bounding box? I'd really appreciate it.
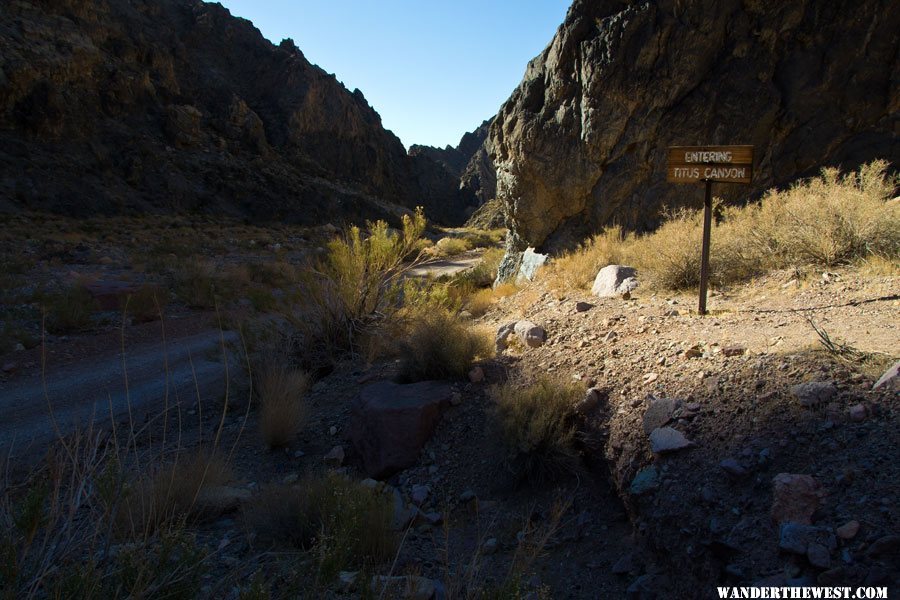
[116,451,233,537]
[43,284,96,333]
[292,208,426,366]
[172,258,224,309]
[540,161,898,291]
[543,226,629,291]
[255,361,310,448]
[243,473,396,582]
[396,310,493,382]
[123,284,169,323]
[432,236,471,257]
[491,377,582,484]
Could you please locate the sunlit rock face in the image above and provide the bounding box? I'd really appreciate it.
[0,0,476,225]
[490,0,899,269]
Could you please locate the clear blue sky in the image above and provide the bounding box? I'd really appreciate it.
[216,1,570,149]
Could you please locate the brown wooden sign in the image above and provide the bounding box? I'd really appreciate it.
[666,144,754,315]
[667,145,754,183]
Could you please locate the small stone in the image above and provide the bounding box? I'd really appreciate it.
[629,466,659,496]
[649,427,694,453]
[771,473,822,525]
[293,449,305,458]
[836,520,860,540]
[514,320,546,348]
[791,381,838,408]
[360,478,380,489]
[720,458,748,478]
[411,484,429,506]
[684,344,703,359]
[1,362,16,373]
[338,571,359,592]
[604,330,618,343]
[459,490,476,503]
[872,359,899,390]
[576,388,602,415]
[323,445,345,468]
[611,553,635,574]
[643,372,658,384]
[848,404,867,422]
[723,345,747,357]
[329,425,338,436]
[779,523,836,555]
[468,366,485,383]
[575,301,594,313]
[867,535,900,558]
[282,473,299,485]
[807,542,832,568]
[483,538,499,555]
[642,397,675,435]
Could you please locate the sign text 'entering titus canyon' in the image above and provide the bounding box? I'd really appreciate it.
[667,145,753,184]
[666,144,754,315]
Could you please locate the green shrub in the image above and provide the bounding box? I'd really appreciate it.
[396,310,493,382]
[44,285,96,333]
[243,473,396,583]
[491,377,582,484]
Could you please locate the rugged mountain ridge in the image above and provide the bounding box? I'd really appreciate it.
[410,118,497,208]
[0,0,476,224]
[491,0,899,276]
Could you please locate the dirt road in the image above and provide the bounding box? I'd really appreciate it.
[0,328,238,457]
[407,250,484,278]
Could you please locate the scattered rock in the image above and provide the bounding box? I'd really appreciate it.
[779,523,836,557]
[848,404,867,422]
[649,427,694,454]
[629,466,659,496]
[348,380,453,478]
[1,362,16,374]
[495,322,517,352]
[575,301,594,313]
[611,553,636,575]
[517,247,548,283]
[514,320,546,348]
[603,330,618,343]
[592,265,638,298]
[872,359,899,390]
[483,538,499,555]
[642,397,675,435]
[468,366,485,383]
[771,473,822,525]
[720,458,749,478]
[807,542,832,569]
[411,484,430,506]
[723,345,747,357]
[281,473,299,485]
[82,279,142,310]
[576,387,603,415]
[459,490,476,503]
[323,445,345,468]
[867,535,900,558]
[683,344,703,359]
[791,381,837,408]
[836,520,860,540]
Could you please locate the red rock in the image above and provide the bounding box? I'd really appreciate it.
[771,473,822,525]
[348,380,453,479]
[836,520,860,540]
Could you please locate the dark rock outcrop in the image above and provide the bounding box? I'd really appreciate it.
[410,118,497,207]
[490,0,899,272]
[0,0,476,224]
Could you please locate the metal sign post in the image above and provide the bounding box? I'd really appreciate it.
[666,145,754,315]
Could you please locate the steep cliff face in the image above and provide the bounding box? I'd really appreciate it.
[0,0,475,224]
[410,118,497,207]
[491,0,899,266]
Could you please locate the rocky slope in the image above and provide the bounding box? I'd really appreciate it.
[491,0,899,270]
[0,0,476,224]
[410,118,497,208]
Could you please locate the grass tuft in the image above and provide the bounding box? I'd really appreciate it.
[255,361,310,449]
[491,377,582,484]
[396,310,494,382]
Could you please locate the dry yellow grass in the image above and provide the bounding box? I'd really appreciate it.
[397,310,494,382]
[255,363,310,448]
[491,376,582,484]
[542,161,899,291]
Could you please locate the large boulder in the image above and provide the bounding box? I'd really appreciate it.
[516,247,548,283]
[592,265,638,298]
[348,381,453,479]
[489,0,899,263]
